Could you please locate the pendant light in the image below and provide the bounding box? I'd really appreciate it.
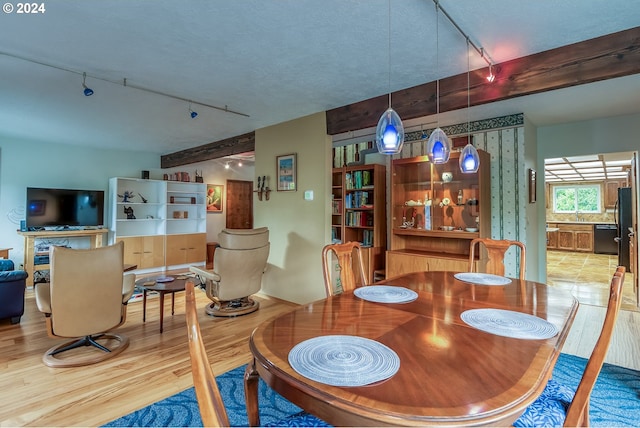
[375,0,404,155]
[427,1,451,164]
[459,38,480,173]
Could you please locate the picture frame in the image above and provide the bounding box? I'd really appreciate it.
[277,153,297,191]
[528,168,536,203]
[206,184,223,212]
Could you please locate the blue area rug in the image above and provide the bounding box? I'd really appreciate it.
[105,353,640,427]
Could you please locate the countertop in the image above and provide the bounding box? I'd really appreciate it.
[547,221,615,225]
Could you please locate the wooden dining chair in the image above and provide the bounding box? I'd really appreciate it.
[185,281,328,427]
[322,241,367,297]
[514,266,626,427]
[468,238,526,280]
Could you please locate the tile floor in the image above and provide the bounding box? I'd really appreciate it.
[546,250,638,311]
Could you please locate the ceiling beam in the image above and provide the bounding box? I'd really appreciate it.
[326,26,640,135]
[161,132,255,168]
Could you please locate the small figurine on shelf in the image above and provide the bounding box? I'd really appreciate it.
[138,193,148,203]
[118,191,136,203]
[124,206,136,219]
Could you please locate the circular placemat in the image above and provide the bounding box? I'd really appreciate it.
[354,285,418,303]
[461,308,559,340]
[155,276,175,283]
[454,272,512,286]
[288,335,400,387]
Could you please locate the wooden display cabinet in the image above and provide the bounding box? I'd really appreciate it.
[386,150,490,278]
[165,233,207,266]
[117,235,165,269]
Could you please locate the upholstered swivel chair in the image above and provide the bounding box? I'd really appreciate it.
[322,241,367,297]
[468,238,526,280]
[0,260,28,324]
[514,266,625,427]
[190,227,269,317]
[34,241,136,368]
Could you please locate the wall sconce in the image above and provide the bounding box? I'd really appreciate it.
[82,72,94,96]
[254,176,271,201]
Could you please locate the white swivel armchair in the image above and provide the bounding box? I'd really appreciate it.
[190,227,269,317]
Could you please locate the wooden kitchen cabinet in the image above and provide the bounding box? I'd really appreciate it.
[165,233,207,266]
[604,179,627,209]
[547,223,558,249]
[117,235,165,269]
[554,223,594,252]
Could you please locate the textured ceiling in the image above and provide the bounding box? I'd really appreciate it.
[0,0,639,155]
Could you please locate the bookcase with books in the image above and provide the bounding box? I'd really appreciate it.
[331,162,386,283]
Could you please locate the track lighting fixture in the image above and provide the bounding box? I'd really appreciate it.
[486,64,496,83]
[375,0,404,155]
[82,72,94,96]
[188,102,198,119]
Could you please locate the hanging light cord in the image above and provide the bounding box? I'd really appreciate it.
[435,1,440,123]
[467,37,471,137]
[388,0,392,109]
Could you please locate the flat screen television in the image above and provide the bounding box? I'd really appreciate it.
[26,187,105,230]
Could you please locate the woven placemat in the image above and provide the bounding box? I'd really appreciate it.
[461,308,558,340]
[288,335,400,387]
[454,272,512,286]
[354,285,418,303]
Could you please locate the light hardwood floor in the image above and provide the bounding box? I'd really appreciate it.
[1,264,639,427]
[0,281,297,427]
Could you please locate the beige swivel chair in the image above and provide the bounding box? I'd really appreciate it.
[190,227,269,317]
[322,241,367,297]
[468,237,527,280]
[34,241,136,368]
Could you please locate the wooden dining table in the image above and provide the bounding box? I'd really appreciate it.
[244,270,579,427]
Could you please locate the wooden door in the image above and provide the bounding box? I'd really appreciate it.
[225,180,253,229]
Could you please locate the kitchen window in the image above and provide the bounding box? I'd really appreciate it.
[552,184,601,213]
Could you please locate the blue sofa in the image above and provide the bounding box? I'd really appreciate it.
[0,260,28,324]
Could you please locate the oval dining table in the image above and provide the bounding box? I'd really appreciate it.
[244,270,579,427]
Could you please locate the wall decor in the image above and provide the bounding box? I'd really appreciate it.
[277,153,297,191]
[528,169,536,203]
[206,184,223,212]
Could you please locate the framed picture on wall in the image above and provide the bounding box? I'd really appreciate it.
[277,153,297,191]
[206,184,223,212]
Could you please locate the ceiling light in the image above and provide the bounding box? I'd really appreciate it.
[427,2,450,164]
[82,72,94,96]
[238,160,243,167]
[224,162,230,170]
[545,164,570,170]
[460,39,480,174]
[605,160,631,167]
[571,161,602,168]
[375,0,404,155]
[565,155,599,162]
[188,102,198,119]
[545,158,565,164]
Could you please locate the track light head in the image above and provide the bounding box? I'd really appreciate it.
[188,102,198,119]
[486,64,495,83]
[82,72,94,96]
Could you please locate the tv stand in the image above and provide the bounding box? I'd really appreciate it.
[17,229,107,287]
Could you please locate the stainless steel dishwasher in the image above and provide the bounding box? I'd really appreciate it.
[594,224,618,254]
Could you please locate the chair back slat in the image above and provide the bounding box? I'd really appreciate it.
[322,242,367,297]
[469,238,526,280]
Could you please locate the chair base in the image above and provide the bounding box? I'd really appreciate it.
[42,333,129,368]
[205,297,259,317]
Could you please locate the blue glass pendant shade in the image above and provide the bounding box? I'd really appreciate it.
[83,85,94,96]
[459,143,480,173]
[426,128,450,164]
[376,107,404,155]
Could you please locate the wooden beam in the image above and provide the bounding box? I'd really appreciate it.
[161,132,255,168]
[326,26,640,135]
